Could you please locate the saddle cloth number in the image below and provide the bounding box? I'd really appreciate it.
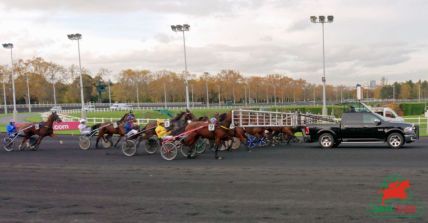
[208,124,215,131]
[113,122,118,128]
[34,124,40,130]
[164,120,170,128]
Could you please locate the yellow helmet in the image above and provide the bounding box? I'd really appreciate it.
[157,119,164,125]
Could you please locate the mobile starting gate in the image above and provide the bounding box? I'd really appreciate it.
[231,109,337,128]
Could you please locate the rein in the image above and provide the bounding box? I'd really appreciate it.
[163,124,208,143]
[220,125,230,130]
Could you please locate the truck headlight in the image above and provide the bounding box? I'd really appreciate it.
[404,126,414,133]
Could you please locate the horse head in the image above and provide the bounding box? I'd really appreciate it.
[184,110,196,122]
[218,111,232,127]
[51,111,62,123]
[169,110,195,131]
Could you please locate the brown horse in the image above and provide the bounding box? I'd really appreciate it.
[135,109,196,142]
[19,112,62,150]
[267,127,300,144]
[92,113,134,148]
[182,111,246,159]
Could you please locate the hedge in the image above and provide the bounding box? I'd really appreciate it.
[399,103,427,116]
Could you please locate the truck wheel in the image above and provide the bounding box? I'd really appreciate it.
[319,133,335,149]
[387,133,404,149]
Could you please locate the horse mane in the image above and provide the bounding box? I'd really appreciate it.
[119,113,128,122]
[171,112,186,122]
[91,123,101,131]
[218,113,227,122]
[198,116,208,121]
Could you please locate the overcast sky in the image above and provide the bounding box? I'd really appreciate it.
[0,0,427,85]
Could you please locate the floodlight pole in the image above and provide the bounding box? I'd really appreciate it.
[136,80,140,108]
[2,43,17,120]
[108,80,112,106]
[164,83,167,108]
[274,84,277,107]
[205,74,209,108]
[52,76,57,106]
[68,33,85,118]
[218,85,221,106]
[321,22,327,115]
[311,15,334,116]
[26,67,32,112]
[171,24,190,109]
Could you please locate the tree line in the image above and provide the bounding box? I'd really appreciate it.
[0,57,427,105]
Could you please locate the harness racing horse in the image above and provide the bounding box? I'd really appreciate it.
[92,113,135,148]
[182,111,246,159]
[133,110,196,147]
[19,112,62,150]
[267,127,301,144]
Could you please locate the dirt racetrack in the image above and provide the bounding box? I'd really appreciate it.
[0,135,427,223]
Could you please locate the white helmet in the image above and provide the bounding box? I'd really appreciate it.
[80,119,86,123]
[10,119,15,123]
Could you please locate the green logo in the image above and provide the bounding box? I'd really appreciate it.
[369,174,425,219]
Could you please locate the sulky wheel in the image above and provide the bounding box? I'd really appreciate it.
[30,144,40,151]
[195,138,209,154]
[3,137,15,152]
[122,140,137,157]
[101,138,113,149]
[231,137,241,150]
[145,136,159,155]
[219,140,232,151]
[180,144,197,158]
[79,136,91,150]
[28,137,38,151]
[160,142,178,161]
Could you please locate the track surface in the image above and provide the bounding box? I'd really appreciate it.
[0,135,427,223]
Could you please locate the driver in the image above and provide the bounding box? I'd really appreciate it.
[6,119,17,137]
[78,119,91,135]
[124,110,136,133]
[155,119,173,140]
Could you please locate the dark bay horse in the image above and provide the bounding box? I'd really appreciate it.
[182,111,246,159]
[136,109,196,141]
[92,113,134,148]
[19,112,62,150]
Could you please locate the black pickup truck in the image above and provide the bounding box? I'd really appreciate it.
[303,111,419,149]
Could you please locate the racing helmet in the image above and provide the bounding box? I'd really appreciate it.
[157,119,164,125]
[10,119,15,124]
[80,118,87,124]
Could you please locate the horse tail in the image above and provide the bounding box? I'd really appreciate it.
[91,123,102,131]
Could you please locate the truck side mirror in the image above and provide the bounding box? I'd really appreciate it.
[374,119,381,125]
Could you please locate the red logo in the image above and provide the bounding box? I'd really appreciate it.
[369,175,424,219]
[378,180,410,206]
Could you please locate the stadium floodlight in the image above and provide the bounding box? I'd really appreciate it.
[171,24,191,109]
[67,33,82,40]
[310,15,334,116]
[67,33,85,118]
[310,16,317,23]
[2,43,17,119]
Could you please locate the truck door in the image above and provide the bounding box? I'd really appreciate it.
[341,113,363,140]
[362,113,385,140]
